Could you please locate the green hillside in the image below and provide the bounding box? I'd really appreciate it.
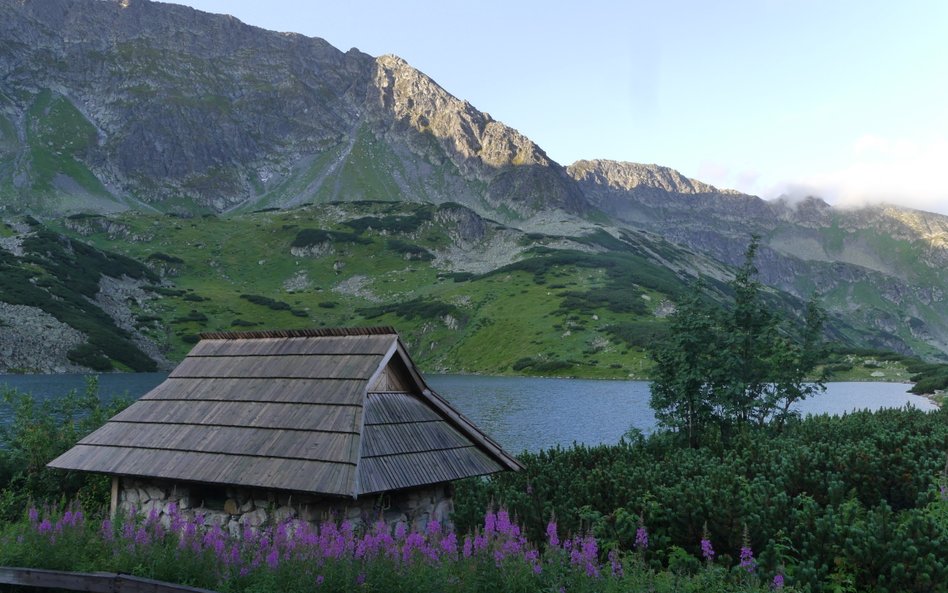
[42,202,721,378]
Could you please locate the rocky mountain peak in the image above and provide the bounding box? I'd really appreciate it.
[567,159,721,195]
[371,54,553,172]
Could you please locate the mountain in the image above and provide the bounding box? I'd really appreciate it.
[1,0,947,374]
[569,160,948,358]
[0,0,583,220]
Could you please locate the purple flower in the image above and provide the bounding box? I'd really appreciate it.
[356,572,365,586]
[427,519,441,537]
[635,526,648,551]
[739,545,756,573]
[315,575,324,586]
[496,509,511,535]
[37,519,52,534]
[462,535,473,558]
[474,532,488,552]
[773,573,785,589]
[609,549,623,578]
[100,519,113,541]
[484,510,497,536]
[266,548,279,569]
[546,520,559,548]
[700,538,715,562]
[134,527,149,547]
[440,531,458,556]
[28,507,38,524]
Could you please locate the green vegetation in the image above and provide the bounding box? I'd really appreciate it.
[649,239,826,447]
[455,407,948,593]
[0,379,130,520]
[26,89,110,197]
[23,204,945,383]
[290,228,370,248]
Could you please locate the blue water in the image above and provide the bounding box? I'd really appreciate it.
[0,373,935,453]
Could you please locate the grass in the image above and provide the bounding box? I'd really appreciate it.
[26,90,111,198]
[42,203,672,375]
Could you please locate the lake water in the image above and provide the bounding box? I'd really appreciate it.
[0,373,936,453]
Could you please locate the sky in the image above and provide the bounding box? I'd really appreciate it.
[166,0,948,215]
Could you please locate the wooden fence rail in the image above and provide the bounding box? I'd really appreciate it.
[0,566,220,593]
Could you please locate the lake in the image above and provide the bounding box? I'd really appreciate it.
[0,373,936,453]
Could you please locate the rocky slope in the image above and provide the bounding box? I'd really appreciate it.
[0,0,582,220]
[569,159,948,357]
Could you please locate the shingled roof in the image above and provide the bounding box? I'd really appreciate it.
[49,327,521,498]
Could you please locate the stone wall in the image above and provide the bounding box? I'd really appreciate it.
[117,477,454,535]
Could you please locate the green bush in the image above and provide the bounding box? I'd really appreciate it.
[66,344,112,371]
[386,238,434,261]
[0,379,130,519]
[454,406,948,593]
[290,228,370,248]
[358,298,463,323]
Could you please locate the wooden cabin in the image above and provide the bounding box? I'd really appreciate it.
[49,327,521,533]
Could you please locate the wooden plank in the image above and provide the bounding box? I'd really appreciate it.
[48,446,356,496]
[110,400,360,432]
[141,378,367,405]
[169,354,383,380]
[358,447,503,494]
[81,423,356,463]
[109,476,118,519]
[364,392,441,424]
[0,566,220,593]
[189,335,395,357]
[362,421,470,457]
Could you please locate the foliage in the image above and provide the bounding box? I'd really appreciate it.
[604,321,669,349]
[290,228,370,248]
[358,298,463,323]
[0,379,131,520]
[0,504,784,593]
[387,238,435,261]
[343,210,433,234]
[454,407,948,593]
[239,294,308,317]
[649,238,826,447]
[906,360,948,395]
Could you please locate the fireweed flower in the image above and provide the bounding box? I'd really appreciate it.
[634,526,648,551]
[700,538,715,562]
[100,519,113,541]
[37,518,52,534]
[266,548,279,569]
[739,525,756,573]
[773,573,785,589]
[609,548,623,578]
[484,510,497,536]
[496,509,511,534]
[546,520,559,548]
[28,507,38,523]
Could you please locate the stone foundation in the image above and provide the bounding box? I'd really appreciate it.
[117,478,454,536]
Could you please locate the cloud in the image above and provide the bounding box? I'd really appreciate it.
[782,135,948,215]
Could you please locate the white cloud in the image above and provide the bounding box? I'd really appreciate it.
[783,135,948,215]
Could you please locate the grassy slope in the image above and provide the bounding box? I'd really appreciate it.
[47,204,688,378]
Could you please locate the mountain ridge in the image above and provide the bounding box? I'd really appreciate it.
[1,0,947,368]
